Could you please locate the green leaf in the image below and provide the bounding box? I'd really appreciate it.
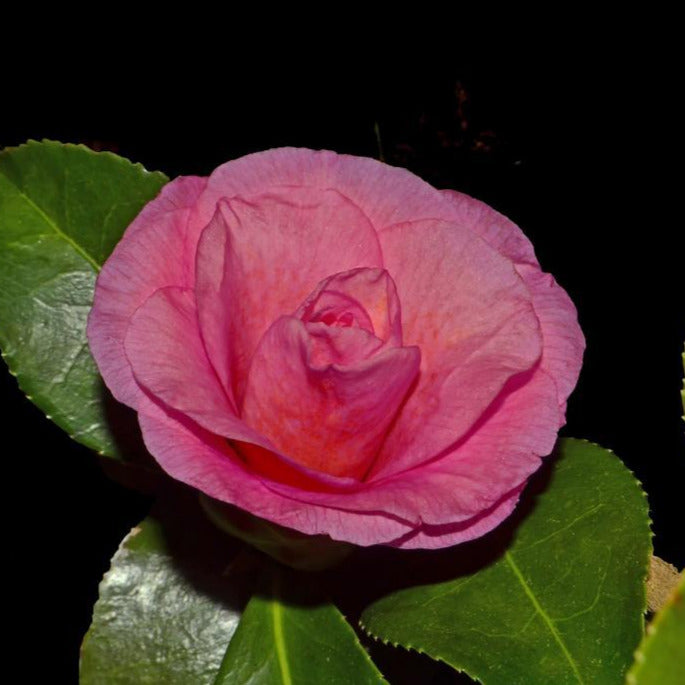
[80,515,244,685]
[215,567,387,685]
[81,511,387,685]
[361,439,652,685]
[627,572,685,685]
[0,140,167,458]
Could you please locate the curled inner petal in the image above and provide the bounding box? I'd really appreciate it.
[194,188,383,406]
[296,267,403,347]
[241,268,420,479]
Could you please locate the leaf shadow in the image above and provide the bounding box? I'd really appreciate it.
[144,442,559,622]
[328,448,558,619]
[100,380,151,462]
[154,482,258,612]
[98,380,170,494]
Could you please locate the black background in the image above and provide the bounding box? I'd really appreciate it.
[3,44,683,682]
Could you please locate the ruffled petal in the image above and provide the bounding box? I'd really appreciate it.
[389,485,525,549]
[442,189,585,411]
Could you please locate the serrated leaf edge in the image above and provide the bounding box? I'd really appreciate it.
[0,138,168,183]
[358,616,479,682]
[0,139,168,457]
[359,438,653,685]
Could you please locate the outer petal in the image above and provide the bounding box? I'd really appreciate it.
[136,399,415,546]
[87,176,207,409]
[442,188,584,408]
[261,366,560,533]
[242,316,420,479]
[136,367,555,548]
[194,189,382,403]
[124,286,260,444]
[371,218,543,477]
[194,148,461,233]
[441,189,539,266]
[516,264,585,411]
[389,485,525,549]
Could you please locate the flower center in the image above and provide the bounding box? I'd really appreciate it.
[240,267,421,479]
[314,310,354,327]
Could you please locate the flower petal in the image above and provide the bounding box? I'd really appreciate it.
[441,189,539,266]
[371,218,543,477]
[194,189,382,404]
[516,264,585,411]
[124,289,378,493]
[136,400,415,546]
[124,286,252,439]
[388,485,525,549]
[441,189,585,409]
[195,148,460,232]
[242,316,420,479]
[261,365,561,534]
[296,267,403,349]
[87,176,206,409]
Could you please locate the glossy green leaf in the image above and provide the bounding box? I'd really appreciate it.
[627,572,685,685]
[0,140,167,457]
[361,439,652,685]
[80,515,244,684]
[216,567,387,684]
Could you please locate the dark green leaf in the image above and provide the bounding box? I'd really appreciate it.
[628,572,685,685]
[361,439,652,685]
[79,516,244,685]
[0,140,167,457]
[216,567,387,684]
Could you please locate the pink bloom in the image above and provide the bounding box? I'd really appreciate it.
[87,149,584,549]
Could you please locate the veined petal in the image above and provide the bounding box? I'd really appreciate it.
[441,189,539,266]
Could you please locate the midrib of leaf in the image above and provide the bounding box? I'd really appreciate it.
[271,573,293,685]
[1,173,101,272]
[504,551,585,684]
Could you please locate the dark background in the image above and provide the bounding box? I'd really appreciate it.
[3,51,683,681]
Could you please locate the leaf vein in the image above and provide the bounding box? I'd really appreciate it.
[515,503,605,553]
[553,551,611,623]
[0,173,101,272]
[505,552,585,684]
[271,574,293,685]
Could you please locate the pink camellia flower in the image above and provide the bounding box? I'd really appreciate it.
[87,148,584,549]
